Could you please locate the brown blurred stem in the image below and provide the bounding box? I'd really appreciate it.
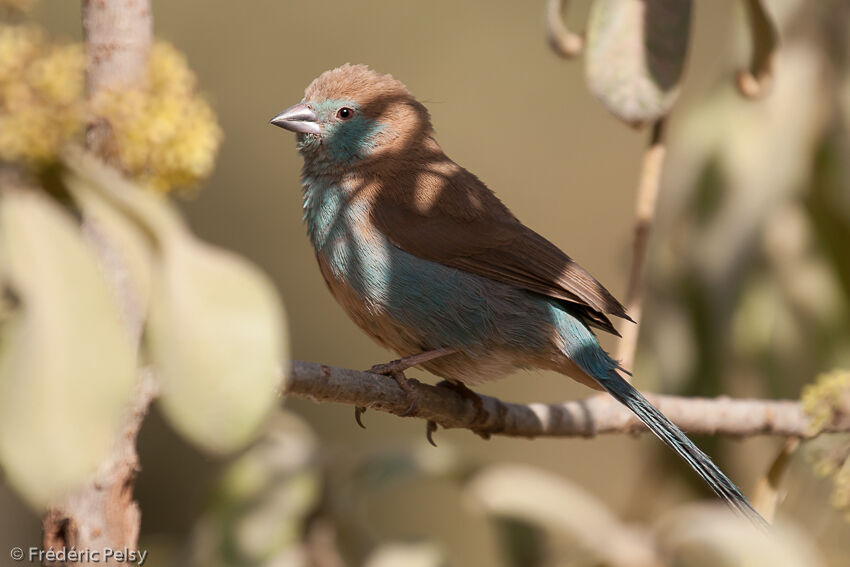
[616,118,667,375]
[546,0,584,59]
[752,438,799,522]
[43,1,153,563]
[286,361,850,439]
[736,0,778,99]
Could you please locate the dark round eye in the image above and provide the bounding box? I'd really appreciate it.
[336,107,354,120]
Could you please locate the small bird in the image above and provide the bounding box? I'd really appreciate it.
[270,64,764,525]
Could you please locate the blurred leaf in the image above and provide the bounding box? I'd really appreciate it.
[466,465,656,567]
[494,517,546,567]
[365,542,448,567]
[585,0,691,126]
[655,504,824,567]
[350,442,467,493]
[65,170,154,335]
[64,150,288,455]
[736,0,779,98]
[0,186,135,508]
[188,411,320,567]
[148,231,286,454]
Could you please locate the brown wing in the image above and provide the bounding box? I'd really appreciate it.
[365,153,632,336]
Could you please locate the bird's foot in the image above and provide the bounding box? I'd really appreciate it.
[364,363,422,418]
[356,348,458,428]
[388,370,420,417]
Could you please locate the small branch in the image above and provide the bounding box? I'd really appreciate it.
[616,118,667,374]
[44,1,153,563]
[44,371,159,562]
[82,0,153,159]
[736,0,778,99]
[546,0,584,59]
[285,361,850,439]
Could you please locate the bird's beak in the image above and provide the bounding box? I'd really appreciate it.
[269,103,321,135]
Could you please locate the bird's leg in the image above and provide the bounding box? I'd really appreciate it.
[356,347,458,427]
[368,347,457,375]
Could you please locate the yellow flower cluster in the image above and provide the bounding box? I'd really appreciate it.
[802,369,850,434]
[0,21,222,193]
[92,42,223,192]
[0,24,85,163]
[802,369,850,519]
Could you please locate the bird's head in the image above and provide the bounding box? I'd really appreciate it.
[270,64,432,171]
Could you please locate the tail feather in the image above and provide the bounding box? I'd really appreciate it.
[598,373,768,528]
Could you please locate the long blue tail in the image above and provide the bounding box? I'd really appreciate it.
[597,372,768,527]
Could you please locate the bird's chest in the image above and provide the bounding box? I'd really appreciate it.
[303,180,410,343]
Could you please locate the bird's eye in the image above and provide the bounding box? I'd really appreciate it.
[336,107,354,120]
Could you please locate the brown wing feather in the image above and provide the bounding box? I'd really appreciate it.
[364,150,632,336]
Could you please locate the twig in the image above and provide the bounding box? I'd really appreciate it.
[82,0,153,159]
[752,438,799,522]
[616,118,667,374]
[43,371,159,562]
[736,0,778,99]
[285,361,849,439]
[546,0,584,59]
[43,1,153,563]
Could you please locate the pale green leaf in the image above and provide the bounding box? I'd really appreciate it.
[65,149,289,455]
[0,186,136,508]
[656,504,825,567]
[148,235,286,453]
[365,543,447,567]
[65,172,155,336]
[466,465,656,566]
[188,411,319,567]
[585,0,691,126]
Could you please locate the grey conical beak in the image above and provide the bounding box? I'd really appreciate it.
[269,103,321,135]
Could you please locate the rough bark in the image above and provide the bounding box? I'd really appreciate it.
[286,361,848,439]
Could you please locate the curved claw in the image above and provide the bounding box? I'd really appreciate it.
[399,398,418,418]
[354,406,367,429]
[426,420,438,447]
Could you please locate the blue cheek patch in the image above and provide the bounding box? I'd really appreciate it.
[309,99,385,163]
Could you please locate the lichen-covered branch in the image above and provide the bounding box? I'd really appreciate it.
[286,361,850,439]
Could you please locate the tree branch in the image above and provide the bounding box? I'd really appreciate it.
[286,361,850,439]
[43,1,153,563]
[616,118,667,374]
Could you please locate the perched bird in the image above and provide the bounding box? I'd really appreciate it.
[270,64,764,525]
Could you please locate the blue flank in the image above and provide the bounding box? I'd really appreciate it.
[302,176,617,370]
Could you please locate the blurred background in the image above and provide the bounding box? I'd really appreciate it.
[1,1,849,565]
